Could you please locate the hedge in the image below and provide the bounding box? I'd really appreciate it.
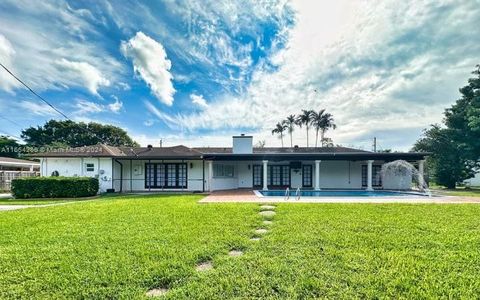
[12,177,99,199]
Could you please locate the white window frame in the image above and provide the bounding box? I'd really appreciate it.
[213,164,235,178]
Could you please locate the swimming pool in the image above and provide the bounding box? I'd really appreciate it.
[257,190,429,197]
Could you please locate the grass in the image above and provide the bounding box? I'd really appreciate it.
[431,186,480,197]
[1,195,480,298]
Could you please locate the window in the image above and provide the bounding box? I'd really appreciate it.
[268,165,290,187]
[362,165,382,187]
[85,163,94,172]
[145,163,187,189]
[302,165,312,187]
[213,164,234,178]
[253,165,263,187]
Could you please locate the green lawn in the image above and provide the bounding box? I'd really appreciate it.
[1,195,479,299]
[0,199,72,205]
[431,186,480,197]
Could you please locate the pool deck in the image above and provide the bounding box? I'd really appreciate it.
[199,189,480,203]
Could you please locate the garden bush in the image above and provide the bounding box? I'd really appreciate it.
[12,177,99,199]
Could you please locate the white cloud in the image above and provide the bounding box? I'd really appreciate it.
[0,34,20,92]
[55,58,110,95]
[121,32,175,105]
[144,101,179,130]
[190,94,209,108]
[143,119,154,127]
[18,100,58,117]
[74,99,104,114]
[0,1,121,95]
[108,96,123,113]
[161,1,480,150]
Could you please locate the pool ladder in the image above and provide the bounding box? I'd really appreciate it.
[295,187,301,201]
[284,188,290,201]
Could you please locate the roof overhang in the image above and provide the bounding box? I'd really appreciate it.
[202,152,429,161]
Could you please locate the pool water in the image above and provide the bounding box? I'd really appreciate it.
[258,190,428,197]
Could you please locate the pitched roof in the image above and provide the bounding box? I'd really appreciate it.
[193,146,371,154]
[29,144,203,158]
[0,157,40,166]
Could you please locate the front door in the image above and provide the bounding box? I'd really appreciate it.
[302,165,312,187]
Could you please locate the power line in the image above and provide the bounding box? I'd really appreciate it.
[0,114,23,128]
[0,62,69,119]
[0,130,22,141]
[0,61,108,145]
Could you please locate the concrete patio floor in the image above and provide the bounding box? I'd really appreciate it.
[199,189,480,204]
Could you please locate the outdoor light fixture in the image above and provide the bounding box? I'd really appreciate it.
[190,163,194,169]
[248,164,251,170]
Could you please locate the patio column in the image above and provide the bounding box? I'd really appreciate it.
[418,160,425,190]
[314,160,321,190]
[366,160,374,191]
[262,160,268,190]
[208,161,213,192]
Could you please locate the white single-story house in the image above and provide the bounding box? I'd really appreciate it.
[31,135,428,193]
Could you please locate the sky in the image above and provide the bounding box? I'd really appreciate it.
[0,0,479,151]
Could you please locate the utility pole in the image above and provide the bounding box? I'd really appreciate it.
[373,137,377,152]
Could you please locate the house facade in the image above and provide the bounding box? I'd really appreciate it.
[32,135,428,193]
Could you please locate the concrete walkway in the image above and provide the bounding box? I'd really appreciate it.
[199,189,480,204]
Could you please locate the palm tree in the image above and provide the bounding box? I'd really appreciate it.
[271,121,287,147]
[284,115,296,147]
[311,109,326,147]
[320,112,336,146]
[296,109,314,147]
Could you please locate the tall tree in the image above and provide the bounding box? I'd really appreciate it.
[271,121,287,148]
[319,112,336,146]
[413,125,477,188]
[311,109,325,147]
[413,65,480,188]
[285,114,296,147]
[21,120,139,147]
[0,136,21,158]
[296,110,314,147]
[444,64,480,160]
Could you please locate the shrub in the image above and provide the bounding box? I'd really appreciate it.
[12,177,99,199]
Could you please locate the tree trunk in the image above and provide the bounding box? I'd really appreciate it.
[281,133,284,148]
[321,130,325,146]
[306,127,309,147]
[290,132,293,148]
[315,129,319,147]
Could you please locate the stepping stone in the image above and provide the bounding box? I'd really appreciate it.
[263,220,273,225]
[146,288,168,297]
[259,211,276,218]
[250,237,261,241]
[195,261,213,272]
[229,250,243,257]
[260,205,276,211]
[255,228,268,235]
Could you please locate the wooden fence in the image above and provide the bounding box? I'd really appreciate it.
[0,171,40,192]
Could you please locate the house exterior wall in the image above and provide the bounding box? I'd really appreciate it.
[464,172,480,187]
[38,157,415,193]
[114,159,204,192]
[40,157,113,193]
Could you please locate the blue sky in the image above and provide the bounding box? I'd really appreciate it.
[0,0,479,150]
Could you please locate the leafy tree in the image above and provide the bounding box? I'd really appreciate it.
[444,64,480,160]
[296,110,314,147]
[284,115,296,148]
[272,121,288,148]
[311,109,336,147]
[413,65,480,188]
[21,120,139,147]
[0,136,21,158]
[413,125,477,188]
